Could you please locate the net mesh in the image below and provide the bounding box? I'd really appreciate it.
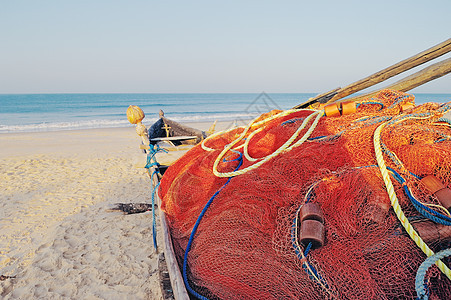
[159,90,451,300]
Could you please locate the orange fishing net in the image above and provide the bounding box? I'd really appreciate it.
[159,90,451,299]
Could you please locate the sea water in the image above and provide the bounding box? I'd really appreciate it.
[0,93,450,133]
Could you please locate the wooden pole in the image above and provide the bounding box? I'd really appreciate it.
[294,39,451,108]
[327,39,451,103]
[340,57,451,103]
[293,88,340,109]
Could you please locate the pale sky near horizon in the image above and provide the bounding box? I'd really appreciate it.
[1,0,450,94]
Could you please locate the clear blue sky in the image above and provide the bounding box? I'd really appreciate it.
[1,0,450,93]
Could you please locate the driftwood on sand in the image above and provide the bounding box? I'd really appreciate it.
[0,275,16,281]
[111,203,155,214]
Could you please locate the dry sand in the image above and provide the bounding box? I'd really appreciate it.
[0,123,222,300]
[0,120,233,299]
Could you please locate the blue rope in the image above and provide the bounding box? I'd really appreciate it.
[303,241,313,256]
[386,167,451,225]
[290,218,329,289]
[387,111,432,126]
[144,143,168,250]
[356,101,384,110]
[435,137,451,143]
[360,116,392,126]
[405,186,451,225]
[415,248,451,300]
[308,135,327,141]
[222,149,243,162]
[308,132,342,142]
[145,144,168,169]
[290,181,329,289]
[150,169,160,250]
[381,144,421,180]
[386,93,413,109]
[436,117,451,126]
[182,153,243,300]
[308,115,391,143]
[282,117,304,126]
[437,103,451,113]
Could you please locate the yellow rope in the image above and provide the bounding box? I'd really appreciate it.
[424,203,451,217]
[380,114,451,215]
[243,126,265,162]
[201,108,316,152]
[373,121,451,280]
[433,122,451,129]
[212,110,323,177]
[201,125,244,152]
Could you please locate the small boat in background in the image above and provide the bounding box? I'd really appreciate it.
[148,109,216,146]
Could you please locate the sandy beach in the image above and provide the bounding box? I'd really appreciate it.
[0,122,224,299]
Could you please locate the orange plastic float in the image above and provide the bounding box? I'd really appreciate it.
[435,188,451,211]
[340,100,357,115]
[421,175,451,211]
[324,103,340,117]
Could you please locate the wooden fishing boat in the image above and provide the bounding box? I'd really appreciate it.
[127,107,216,299]
[127,39,451,300]
[150,167,190,300]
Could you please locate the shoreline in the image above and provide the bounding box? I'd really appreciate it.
[0,119,239,136]
[0,121,237,157]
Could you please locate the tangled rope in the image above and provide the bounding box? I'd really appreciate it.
[145,144,167,250]
[373,120,451,280]
[166,93,451,299]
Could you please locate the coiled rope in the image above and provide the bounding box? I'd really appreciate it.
[212,110,323,177]
[201,108,316,151]
[203,99,406,178]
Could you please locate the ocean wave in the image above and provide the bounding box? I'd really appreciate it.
[169,112,258,122]
[0,119,133,133]
[0,113,258,133]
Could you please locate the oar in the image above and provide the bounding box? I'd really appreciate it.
[294,38,451,109]
[341,57,451,103]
